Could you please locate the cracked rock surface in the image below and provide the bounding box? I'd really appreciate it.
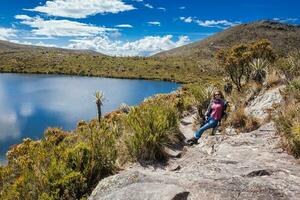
[89,113,300,200]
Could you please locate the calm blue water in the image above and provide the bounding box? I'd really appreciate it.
[0,73,179,163]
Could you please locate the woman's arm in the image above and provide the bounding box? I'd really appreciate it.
[204,101,213,118]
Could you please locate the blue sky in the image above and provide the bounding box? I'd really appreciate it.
[0,0,299,56]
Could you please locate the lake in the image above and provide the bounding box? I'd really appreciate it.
[0,73,179,164]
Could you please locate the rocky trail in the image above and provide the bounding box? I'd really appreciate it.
[89,87,300,200]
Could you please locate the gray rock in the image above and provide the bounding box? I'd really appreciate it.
[245,86,284,119]
[98,183,189,200]
[89,171,189,200]
[165,147,182,158]
[90,118,300,200]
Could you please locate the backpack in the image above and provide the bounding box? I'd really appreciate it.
[221,100,228,120]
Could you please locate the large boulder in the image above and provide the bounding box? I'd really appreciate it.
[89,171,189,200]
[245,86,284,120]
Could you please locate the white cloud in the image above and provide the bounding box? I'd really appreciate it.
[25,0,135,19]
[180,17,240,29]
[0,27,17,40]
[10,39,58,48]
[67,35,190,56]
[273,18,298,23]
[179,6,186,10]
[180,17,192,23]
[20,103,34,117]
[115,24,133,28]
[15,15,116,37]
[144,3,154,9]
[23,36,55,40]
[158,7,166,11]
[148,21,161,26]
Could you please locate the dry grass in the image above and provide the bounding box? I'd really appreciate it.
[265,69,283,88]
[226,107,260,133]
[275,102,300,157]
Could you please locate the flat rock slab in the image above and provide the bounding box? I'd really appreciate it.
[89,171,189,200]
[93,182,189,200]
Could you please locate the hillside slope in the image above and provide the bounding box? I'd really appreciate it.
[0,40,217,83]
[154,20,300,59]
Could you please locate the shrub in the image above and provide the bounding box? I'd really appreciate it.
[265,69,282,88]
[284,79,300,102]
[124,102,180,161]
[274,52,300,82]
[216,39,275,91]
[244,117,261,132]
[226,107,260,133]
[182,83,213,116]
[275,103,300,157]
[0,123,117,200]
[227,107,247,130]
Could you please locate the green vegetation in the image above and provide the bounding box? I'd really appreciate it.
[1,24,300,198]
[274,51,300,82]
[124,101,179,161]
[265,51,300,157]
[225,106,260,133]
[249,58,270,84]
[0,83,212,200]
[93,91,105,123]
[275,78,300,157]
[0,123,117,200]
[216,39,275,91]
[0,46,218,84]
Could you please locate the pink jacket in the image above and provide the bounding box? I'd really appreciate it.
[205,99,226,121]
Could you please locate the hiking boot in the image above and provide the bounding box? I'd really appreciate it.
[186,137,198,146]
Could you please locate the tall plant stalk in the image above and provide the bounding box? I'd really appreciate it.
[94,91,105,123]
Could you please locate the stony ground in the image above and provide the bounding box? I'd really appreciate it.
[89,109,300,200]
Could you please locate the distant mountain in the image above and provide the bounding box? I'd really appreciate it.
[154,20,300,58]
[0,40,105,56]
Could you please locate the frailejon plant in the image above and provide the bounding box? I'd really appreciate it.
[93,91,105,123]
[249,58,270,84]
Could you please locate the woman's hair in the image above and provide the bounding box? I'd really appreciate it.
[211,90,224,100]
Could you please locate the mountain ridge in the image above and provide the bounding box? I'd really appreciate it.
[0,40,105,56]
[154,20,300,58]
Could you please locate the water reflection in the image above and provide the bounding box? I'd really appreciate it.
[0,73,179,163]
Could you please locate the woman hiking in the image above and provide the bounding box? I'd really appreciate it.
[187,90,227,145]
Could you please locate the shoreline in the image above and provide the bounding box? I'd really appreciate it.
[0,71,185,84]
[0,73,183,166]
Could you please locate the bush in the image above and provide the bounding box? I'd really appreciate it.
[285,79,300,102]
[275,103,300,157]
[0,123,117,200]
[216,39,275,91]
[265,69,282,88]
[124,102,180,161]
[182,83,213,116]
[274,52,300,81]
[226,107,260,133]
